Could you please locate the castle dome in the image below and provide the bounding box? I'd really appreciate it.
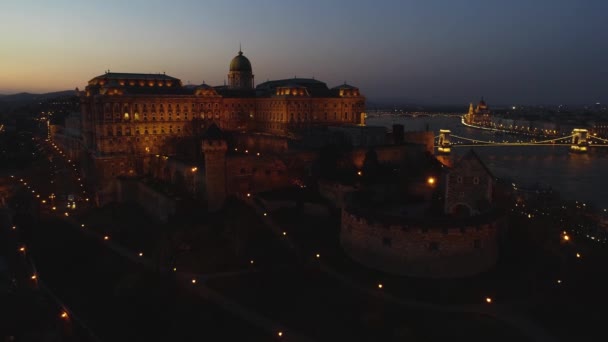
[229,51,252,72]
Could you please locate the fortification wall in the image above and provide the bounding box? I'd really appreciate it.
[226,155,290,194]
[115,178,176,223]
[340,208,501,278]
[348,144,426,169]
[402,131,435,154]
[233,133,290,154]
[318,181,357,208]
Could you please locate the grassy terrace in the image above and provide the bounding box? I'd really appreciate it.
[76,198,297,275]
[269,206,524,306]
[207,268,527,342]
[26,216,270,341]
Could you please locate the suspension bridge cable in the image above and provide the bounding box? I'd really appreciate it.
[530,134,575,144]
[446,133,576,146]
[590,135,608,143]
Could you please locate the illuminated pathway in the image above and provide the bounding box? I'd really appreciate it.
[9,138,313,342]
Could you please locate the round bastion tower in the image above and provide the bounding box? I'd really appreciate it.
[201,123,228,211]
[228,49,254,89]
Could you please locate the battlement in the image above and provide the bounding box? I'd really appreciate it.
[340,205,503,278]
[202,139,228,151]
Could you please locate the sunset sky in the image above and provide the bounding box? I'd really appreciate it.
[1,0,607,104]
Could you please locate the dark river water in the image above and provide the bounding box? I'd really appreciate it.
[367,115,608,210]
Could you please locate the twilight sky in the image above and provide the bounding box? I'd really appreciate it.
[1,0,607,105]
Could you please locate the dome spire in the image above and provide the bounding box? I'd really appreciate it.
[239,42,242,55]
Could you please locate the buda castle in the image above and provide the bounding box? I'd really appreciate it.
[78,49,371,209]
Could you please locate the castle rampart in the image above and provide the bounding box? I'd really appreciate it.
[340,206,502,278]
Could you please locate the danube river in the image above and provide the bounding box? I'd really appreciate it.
[368,115,608,209]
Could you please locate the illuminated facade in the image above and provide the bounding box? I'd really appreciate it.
[464,98,492,126]
[79,50,366,198]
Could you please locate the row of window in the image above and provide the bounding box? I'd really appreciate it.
[239,167,285,176]
[103,101,363,115]
[103,112,224,122]
[103,102,262,114]
[381,237,481,250]
[106,135,169,144]
[349,223,485,233]
[454,175,481,184]
[106,125,184,136]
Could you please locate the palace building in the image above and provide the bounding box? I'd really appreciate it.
[78,49,368,208]
[71,49,504,276]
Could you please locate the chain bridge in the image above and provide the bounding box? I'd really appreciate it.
[435,128,608,154]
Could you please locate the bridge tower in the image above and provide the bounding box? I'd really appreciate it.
[437,129,452,154]
[571,129,589,153]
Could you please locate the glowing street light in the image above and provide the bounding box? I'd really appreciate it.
[427,177,436,185]
[357,170,363,176]
[138,252,144,257]
[316,253,320,259]
[103,235,110,241]
[277,331,283,338]
[19,246,26,253]
[191,278,197,284]
[60,311,69,319]
[377,283,383,289]
[563,234,570,242]
[485,297,493,304]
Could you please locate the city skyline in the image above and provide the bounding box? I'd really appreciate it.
[1,0,607,105]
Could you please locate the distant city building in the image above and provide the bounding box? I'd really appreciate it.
[464,97,492,126]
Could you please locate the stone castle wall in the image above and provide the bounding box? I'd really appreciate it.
[225,155,290,194]
[233,133,290,154]
[402,131,435,154]
[340,208,501,278]
[348,143,426,169]
[114,178,176,222]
